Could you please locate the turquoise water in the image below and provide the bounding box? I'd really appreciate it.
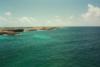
[0,27,100,67]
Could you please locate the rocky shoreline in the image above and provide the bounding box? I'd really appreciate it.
[0,27,57,35]
[0,29,24,35]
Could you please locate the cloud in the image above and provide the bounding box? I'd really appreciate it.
[18,17,38,26]
[19,17,32,23]
[5,11,12,16]
[47,16,68,26]
[82,4,100,22]
[0,16,7,21]
[51,4,100,26]
[0,16,36,27]
[0,16,8,27]
[65,4,100,26]
[1,4,100,27]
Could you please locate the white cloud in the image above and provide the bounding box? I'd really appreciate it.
[0,16,7,21]
[19,17,32,22]
[18,17,38,26]
[1,4,100,27]
[65,4,100,26]
[0,16,35,27]
[82,4,100,22]
[5,12,12,16]
[46,16,67,26]
[0,16,8,27]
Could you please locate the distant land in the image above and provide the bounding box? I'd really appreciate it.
[0,27,58,35]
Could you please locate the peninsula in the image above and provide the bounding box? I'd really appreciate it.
[0,27,57,35]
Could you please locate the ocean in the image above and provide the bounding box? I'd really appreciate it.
[0,27,100,67]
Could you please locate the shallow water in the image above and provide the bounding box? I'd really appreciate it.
[0,27,100,67]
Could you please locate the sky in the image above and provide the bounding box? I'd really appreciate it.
[0,0,100,27]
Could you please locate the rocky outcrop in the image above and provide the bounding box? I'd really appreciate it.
[0,29,24,35]
[31,27,57,31]
[0,30,16,35]
[0,27,57,35]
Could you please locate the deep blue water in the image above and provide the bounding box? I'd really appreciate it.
[0,27,100,67]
